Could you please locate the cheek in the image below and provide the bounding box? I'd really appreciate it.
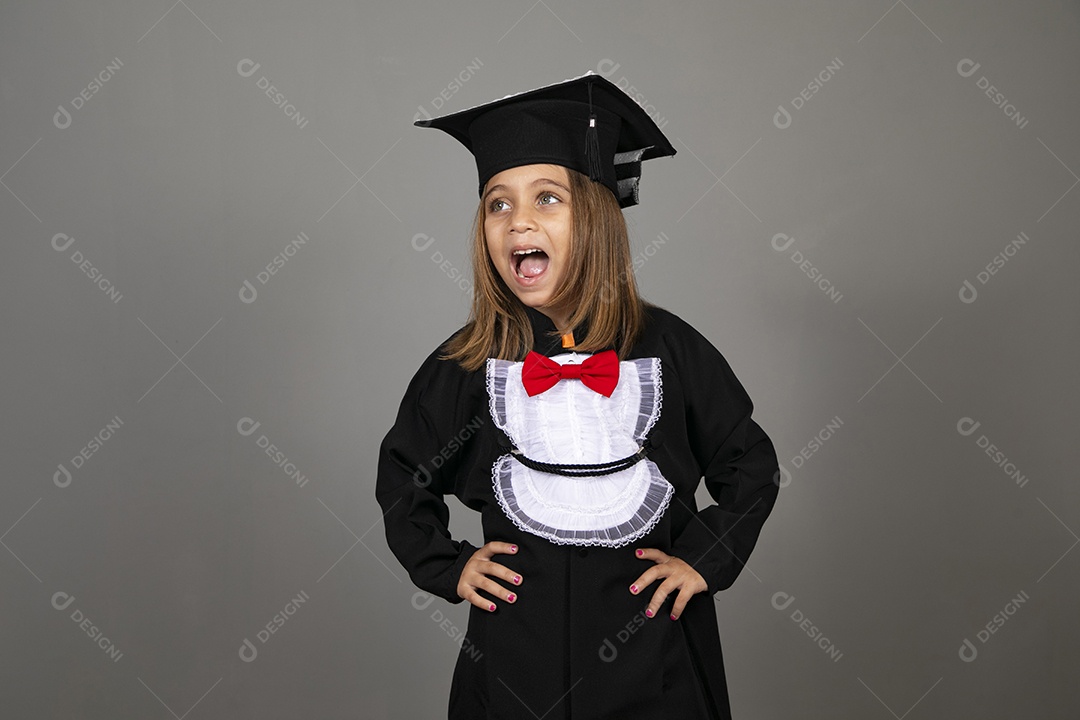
[483,228,498,261]
[551,219,572,259]
[485,241,508,277]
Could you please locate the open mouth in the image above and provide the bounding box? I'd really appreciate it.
[513,248,550,279]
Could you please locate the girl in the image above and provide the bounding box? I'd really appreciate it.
[376,72,781,720]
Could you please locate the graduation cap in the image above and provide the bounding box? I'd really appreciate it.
[415,71,675,208]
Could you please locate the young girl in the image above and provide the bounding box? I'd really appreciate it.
[376,72,781,720]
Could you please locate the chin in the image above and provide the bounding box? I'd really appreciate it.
[512,291,550,310]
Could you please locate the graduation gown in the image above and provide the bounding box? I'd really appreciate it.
[375,302,780,720]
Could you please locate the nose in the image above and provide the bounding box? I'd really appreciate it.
[508,203,537,233]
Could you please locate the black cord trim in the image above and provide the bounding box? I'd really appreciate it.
[507,437,653,477]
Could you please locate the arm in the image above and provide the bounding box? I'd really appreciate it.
[374,347,480,604]
[667,322,781,595]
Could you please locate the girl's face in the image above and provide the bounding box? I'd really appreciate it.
[483,163,572,324]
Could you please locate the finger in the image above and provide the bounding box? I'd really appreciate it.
[457,570,497,612]
[476,542,517,561]
[493,565,522,588]
[644,578,678,619]
[468,576,517,612]
[628,565,658,595]
[628,557,677,595]
[669,587,695,621]
[494,541,519,555]
[462,569,511,613]
[464,589,499,613]
[479,558,523,587]
[478,577,518,604]
[634,547,670,563]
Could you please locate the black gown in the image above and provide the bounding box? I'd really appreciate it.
[375,302,780,720]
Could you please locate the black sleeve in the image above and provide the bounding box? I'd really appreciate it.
[374,343,481,604]
[666,319,781,595]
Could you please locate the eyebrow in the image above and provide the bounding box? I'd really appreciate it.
[482,177,570,201]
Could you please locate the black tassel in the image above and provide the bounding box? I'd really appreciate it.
[584,80,602,182]
[585,116,602,182]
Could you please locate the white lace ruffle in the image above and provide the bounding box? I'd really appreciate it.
[485,353,672,547]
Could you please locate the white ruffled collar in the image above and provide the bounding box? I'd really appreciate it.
[485,352,671,548]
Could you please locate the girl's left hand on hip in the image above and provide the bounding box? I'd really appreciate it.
[629,547,708,621]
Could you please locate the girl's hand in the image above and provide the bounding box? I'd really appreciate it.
[456,541,523,612]
[630,548,708,621]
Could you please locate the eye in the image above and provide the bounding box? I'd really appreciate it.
[538,192,561,205]
[489,198,509,213]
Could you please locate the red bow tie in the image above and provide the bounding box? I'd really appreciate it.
[521,350,620,397]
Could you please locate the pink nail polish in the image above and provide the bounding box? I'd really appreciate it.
[513,575,521,584]
[645,608,653,618]
[510,545,517,552]
[670,614,677,621]
[507,593,516,602]
[636,549,643,557]
[630,584,638,593]
[488,603,496,612]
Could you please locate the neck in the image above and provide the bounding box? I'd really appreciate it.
[536,306,572,334]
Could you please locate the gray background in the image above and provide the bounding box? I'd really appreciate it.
[2,1,1077,718]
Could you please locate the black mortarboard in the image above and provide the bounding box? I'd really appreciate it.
[415,71,675,208]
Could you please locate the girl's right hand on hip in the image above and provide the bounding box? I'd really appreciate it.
[456,541,522,612]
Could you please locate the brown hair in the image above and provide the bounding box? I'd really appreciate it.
[441,166,647,372]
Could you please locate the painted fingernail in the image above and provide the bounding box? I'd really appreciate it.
[630,584,638,593]
[636,549,644,557]
[488,603,496,612]
[510,545,517,552]
[513,575,522,584]
[507,593,516,602]
[670,614,677,621]
[645,608,653,618]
